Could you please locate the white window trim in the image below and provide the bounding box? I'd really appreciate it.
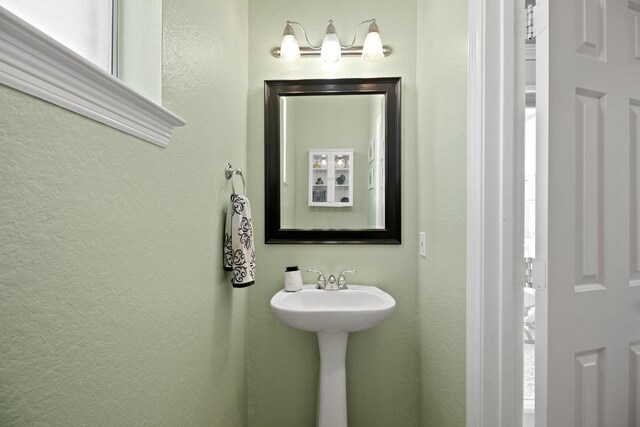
[0,6,185,148]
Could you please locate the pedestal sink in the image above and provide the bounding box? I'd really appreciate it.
[270,284,396,427]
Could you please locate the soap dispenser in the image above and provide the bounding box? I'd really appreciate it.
[284,266,303,292]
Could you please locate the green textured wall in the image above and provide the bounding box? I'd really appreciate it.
[1,1,469,425]
[417,0,468,425]
[0,0,249,425]
[246,1,420,426]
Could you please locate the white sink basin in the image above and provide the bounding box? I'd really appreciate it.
[270,284,396,427]
[271,285,396,427]
[270,284,396,333]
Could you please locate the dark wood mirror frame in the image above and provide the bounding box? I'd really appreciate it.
[264,77,401,244]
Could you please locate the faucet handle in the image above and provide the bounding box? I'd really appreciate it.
[337,269,357,289]
[306,269,326,289]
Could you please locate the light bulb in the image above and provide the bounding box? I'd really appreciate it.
[321,20,341,63]
[280,22,300,62]
[362,21,384,61]
[280,35,300,62]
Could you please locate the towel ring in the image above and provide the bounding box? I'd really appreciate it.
[225,163,246,195]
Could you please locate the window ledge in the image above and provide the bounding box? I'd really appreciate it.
[0,7,185,148]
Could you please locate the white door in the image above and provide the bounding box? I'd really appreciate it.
[536,0,640,424]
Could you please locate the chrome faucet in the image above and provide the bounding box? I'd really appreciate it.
[325,275,339,291]
[307,269,326,289]
[307,268,357,290]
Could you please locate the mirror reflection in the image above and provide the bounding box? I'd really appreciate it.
[280,94,386,230]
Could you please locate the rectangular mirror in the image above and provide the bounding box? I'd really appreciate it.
[265,78,401,244]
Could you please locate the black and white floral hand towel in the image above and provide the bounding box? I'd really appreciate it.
[223,194,255,287]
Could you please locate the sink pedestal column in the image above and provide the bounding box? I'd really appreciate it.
[316,331,349,427]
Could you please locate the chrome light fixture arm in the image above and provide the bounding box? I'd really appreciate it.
[286,20,322,50]
[339,19,375,49]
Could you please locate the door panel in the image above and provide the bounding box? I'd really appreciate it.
[630,342,640,424]
[631,101,640,285]
[574,88,605,290]
[537,0,640,425]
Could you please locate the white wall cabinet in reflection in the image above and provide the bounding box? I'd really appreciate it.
[308,150,354,207]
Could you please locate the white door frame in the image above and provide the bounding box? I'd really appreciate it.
[467,0,523,425]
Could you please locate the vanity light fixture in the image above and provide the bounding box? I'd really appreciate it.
[274,19,391,63]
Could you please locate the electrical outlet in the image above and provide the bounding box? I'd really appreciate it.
[419,232,426,257]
